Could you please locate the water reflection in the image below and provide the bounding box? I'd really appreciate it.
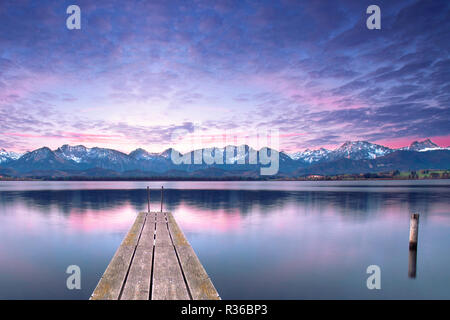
[1,188,448,224]
[0,181,449,299]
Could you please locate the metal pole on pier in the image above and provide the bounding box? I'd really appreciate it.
[160,186,164,212]
[147,186,150,213]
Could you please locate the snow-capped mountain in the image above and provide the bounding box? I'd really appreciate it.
[54,144,134,171]
[54,145,89,163]
[289,141,393,162]
[0,149,22,163]
[1,139,448,177]
[55,144,129,162]
[11,147,78,172]
[130,147,183,172]
[287,139,448,163]
[289,148,331,163]
[159,148,179,159]
[129,148,160,160]
[401,139,448,152]
[330,141,393,161]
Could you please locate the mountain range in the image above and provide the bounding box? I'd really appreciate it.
[0,139,449,179]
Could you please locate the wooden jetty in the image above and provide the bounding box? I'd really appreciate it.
[90,210,220,300]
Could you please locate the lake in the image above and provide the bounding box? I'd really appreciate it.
[0,180,449,299]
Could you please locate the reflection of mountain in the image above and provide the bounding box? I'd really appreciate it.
[0,189,146,215]
[0,187,444,223]
[0,139,449,178]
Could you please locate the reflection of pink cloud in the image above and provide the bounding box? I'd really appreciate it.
[0,244,45,276]
[66,206,136,233]
[173,201,243,233]
[428,213,450,226]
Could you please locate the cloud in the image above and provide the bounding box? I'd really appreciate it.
[0,0,449,152]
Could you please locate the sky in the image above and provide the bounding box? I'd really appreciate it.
[0,0,449,154]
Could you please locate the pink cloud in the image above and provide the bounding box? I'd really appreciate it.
[374,135,450,149]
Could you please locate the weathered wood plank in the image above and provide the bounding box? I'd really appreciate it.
[90,212,147,300]
[167,213,189,247]
[152,245,190,300]
[167,213,220,300]
[155,222,172,247]
[175,245,220,300]
[138,213,155,249]
[146,212,157,222]
[156,211,166,223]
[121,212,147,247]
[120,246,153,300]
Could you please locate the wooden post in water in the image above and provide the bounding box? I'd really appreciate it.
[408,213,419,278]
[147,186,150,213]
[408,247,417,278]
[409,213,419,249]
[160,186,164,212]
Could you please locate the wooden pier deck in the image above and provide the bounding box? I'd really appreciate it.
[90,211,220,300]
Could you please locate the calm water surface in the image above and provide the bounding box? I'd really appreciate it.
[0,180,449,299]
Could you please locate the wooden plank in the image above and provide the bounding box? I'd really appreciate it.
[138,213,155,249]
[90,212,147,300]
[175,245,220,300]
[120,246,153,300]
[121,212,147,246]
[167,213,189,247]
[151,245,190,300]
[121,213,155,299]
[166,213,220,300]
[156,211,166,223]
[146,212,156,223]
[155,222,172,247]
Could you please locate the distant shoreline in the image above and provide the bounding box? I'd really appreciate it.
[1,177,449,182]
[1,169,449,182]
